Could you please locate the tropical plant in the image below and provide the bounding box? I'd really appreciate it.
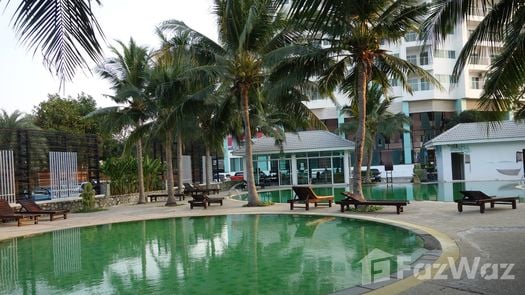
[80,182,96,211]
[423,0,525,119]
[142,156,165,192]
[0,109,37,130]
[287,0,440,198]
[145,30,206,206]
[91,38,152,204]
[2,0,104,84]
[160,0,326,206]
[100,156,138,195]
[339,84,410,183]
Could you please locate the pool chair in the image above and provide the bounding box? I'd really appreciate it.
[336,192,409,214]
[0,199,40,226]
[17,199,69,221]
[288,186,334,210]
[456,190,519,213]
[188,194,224,209]
[183,182,220,197]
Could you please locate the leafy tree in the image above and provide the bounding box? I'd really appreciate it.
[33,93,99,134]
[287,0,440,198]
[423,0,525,119]
[2,0,104,84]
[160,0,325,206]
[339,84,409,183]
[91,38,153,204]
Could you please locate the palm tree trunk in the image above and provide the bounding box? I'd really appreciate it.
[366,145,373,183]
[241,85,260,206]
[353,61,368,198]
[165,130,177,206]
[137,139,146,204]
[205,146,211,189]
[176,130,184,194]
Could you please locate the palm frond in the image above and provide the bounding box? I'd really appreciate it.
[8,0,105,84]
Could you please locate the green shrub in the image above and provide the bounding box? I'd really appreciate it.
[100,156,165,195]
[80,182,96,211]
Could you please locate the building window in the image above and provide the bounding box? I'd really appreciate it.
[471,76,481,89]
[420,79,431,91]
[436,74,452,85]
[434,50,455,59]
[407,55,417,64]
[404,32,418,42]
[389,79,398,87]
[408,78,419,91]
[420,51,429,65]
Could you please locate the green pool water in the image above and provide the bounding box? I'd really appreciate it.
[0,215,424,295]
[233,180,525,203]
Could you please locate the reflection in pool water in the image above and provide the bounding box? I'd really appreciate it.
[0,215,424,294]
[233,180,525,203]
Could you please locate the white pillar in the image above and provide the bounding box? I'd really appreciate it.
[291,154,298,185]
[344,150,351,188]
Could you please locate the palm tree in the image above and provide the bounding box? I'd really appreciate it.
[0,110,37,129]
[3,0,104,84]
[146,31,206,206]
[287,0,440,198]
[91,38,152,204]
[423,0,525,118]
[339,84,409,183]
[160,0,325,206]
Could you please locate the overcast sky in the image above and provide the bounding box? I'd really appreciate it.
[0,0,218,114]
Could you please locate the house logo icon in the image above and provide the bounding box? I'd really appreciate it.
[359,249,394,285]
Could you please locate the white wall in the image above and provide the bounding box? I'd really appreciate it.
[436,141,525,182]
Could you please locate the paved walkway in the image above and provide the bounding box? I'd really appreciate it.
[1,191,523,295]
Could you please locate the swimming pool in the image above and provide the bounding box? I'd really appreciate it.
[233,180,525,203]
[0,214,425,294]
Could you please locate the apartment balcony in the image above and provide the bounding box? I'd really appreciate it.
[467,56,490,71]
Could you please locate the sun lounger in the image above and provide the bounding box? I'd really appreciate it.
[336,192,409,214]
[17,199,69,221]
[0,199,40,226]
[456,190,519,213]
[188,194,224,209]
[288,186,334,210]
[183,183,220,197]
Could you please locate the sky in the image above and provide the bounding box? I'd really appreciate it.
[0,0,218,114]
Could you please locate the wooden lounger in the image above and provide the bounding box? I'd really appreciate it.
[188,194,224,209]
[183,183,220,197]
[288,186,334,210]
[336,192,409,214]
[0,199,40,226]
[17,199,69,221]
[456,190,519,213]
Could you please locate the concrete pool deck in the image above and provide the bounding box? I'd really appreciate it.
[0,192,523,294]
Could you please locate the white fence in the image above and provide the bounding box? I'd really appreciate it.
[0,150,16,203]
[49,152,79,199]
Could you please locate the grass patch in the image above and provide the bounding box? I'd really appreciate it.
[344,205,383,212]
[242,200,274,207]
[75,208,107,213]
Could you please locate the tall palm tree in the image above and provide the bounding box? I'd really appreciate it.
[146,31,205,206]
[423,0,525,118]
[91,38,152,204]
[3,0,104,84]
[160,0,325,206]
[287,0,440,198]
[339,84,409,183]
